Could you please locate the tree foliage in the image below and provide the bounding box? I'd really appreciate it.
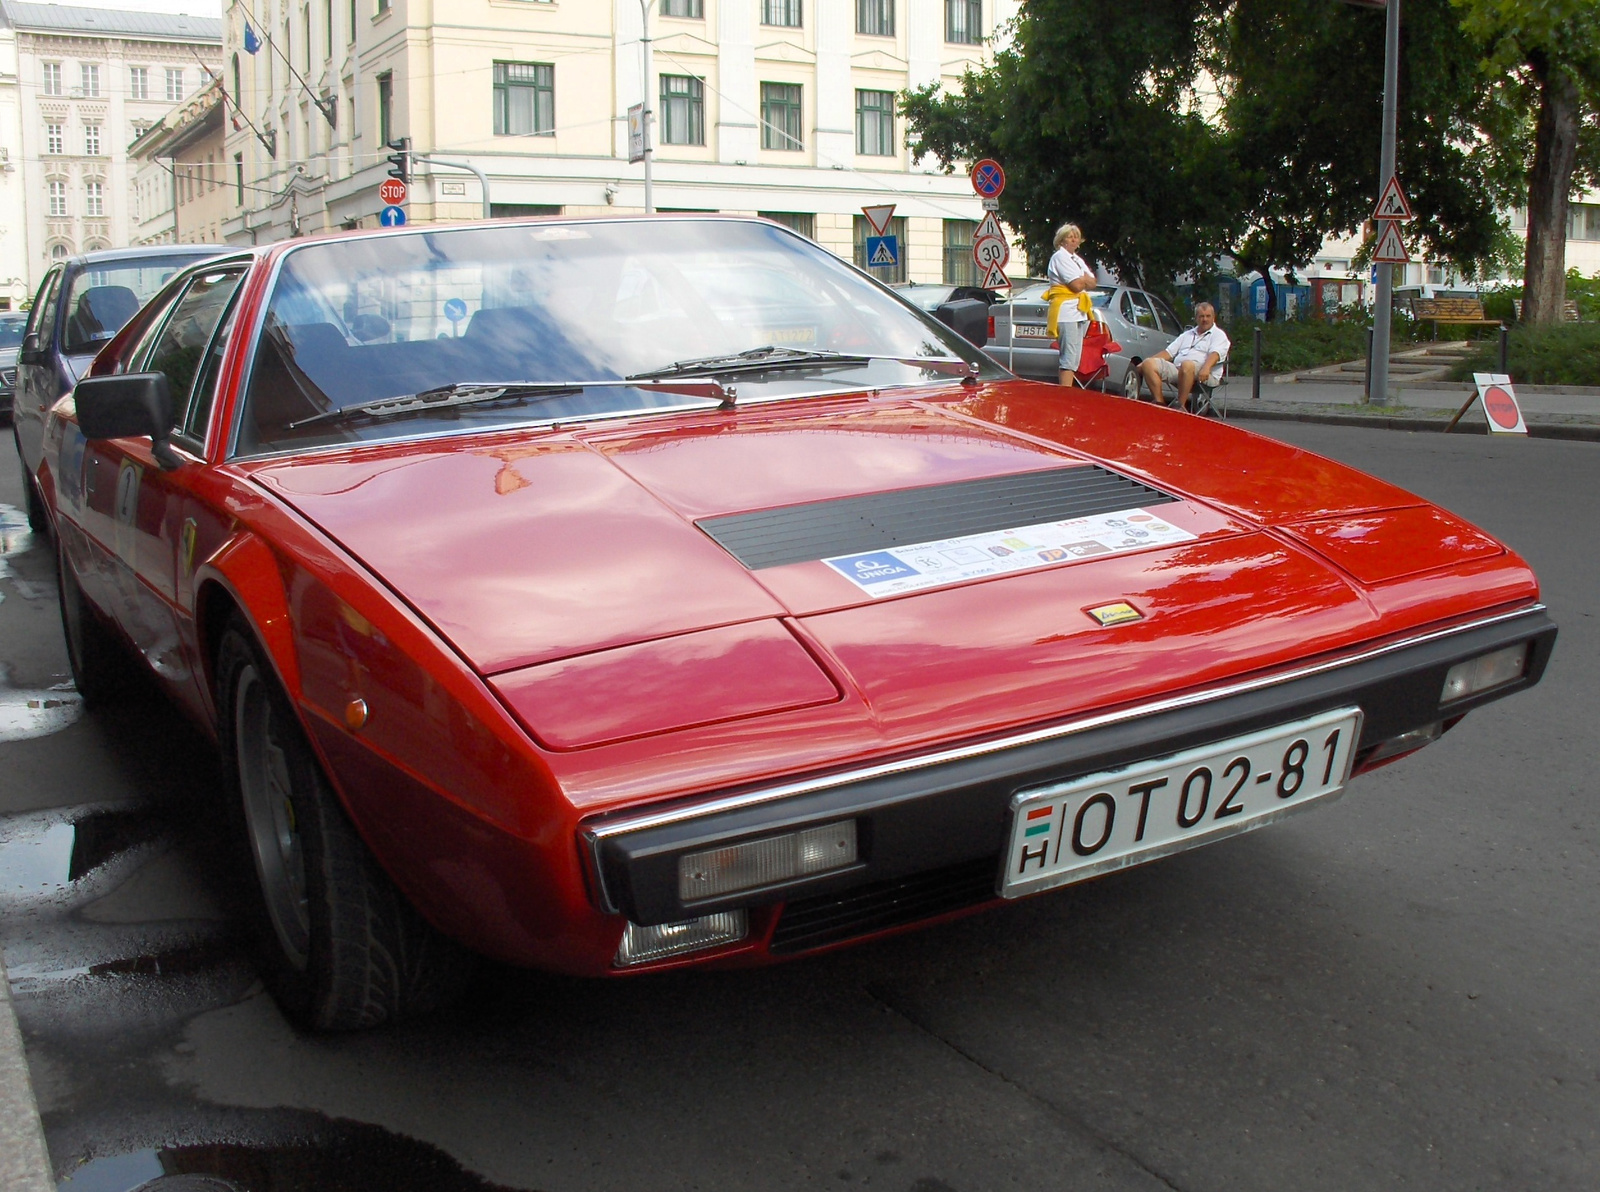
[900,0,1232,289]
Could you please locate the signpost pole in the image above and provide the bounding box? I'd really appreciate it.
[638,0,654,214]
[1366,0,1402,406]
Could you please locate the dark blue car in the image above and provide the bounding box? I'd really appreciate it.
[14,245,225,530]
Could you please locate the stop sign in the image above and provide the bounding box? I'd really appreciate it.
[379,178,407,205]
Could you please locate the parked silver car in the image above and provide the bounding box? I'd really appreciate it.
[989,282,1188,390]
[0,312,25,418]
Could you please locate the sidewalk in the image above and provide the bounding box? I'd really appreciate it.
[1221,376,1600,441]
[0,952,53,1192]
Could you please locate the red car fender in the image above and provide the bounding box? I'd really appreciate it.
[192,530,300,718]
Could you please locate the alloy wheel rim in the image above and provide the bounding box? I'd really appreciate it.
[235,663,311,970]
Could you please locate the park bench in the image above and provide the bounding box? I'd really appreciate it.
[1512,298,1581,322]
[1410,297,1502,338]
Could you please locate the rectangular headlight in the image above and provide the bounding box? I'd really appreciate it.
[1441,644,1527,703]
[678,820,858,902]
[614,910,748,967]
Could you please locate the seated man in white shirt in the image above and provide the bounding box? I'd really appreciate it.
[1135,302,1230,412]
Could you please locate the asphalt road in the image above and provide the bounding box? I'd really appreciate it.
[1,421,1595,1192]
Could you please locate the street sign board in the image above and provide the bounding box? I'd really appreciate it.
[1373,175,1413,220]
[861,204,896,236]
[981,197,1000,211]
[979,262,1010,289]
[379,204,407,227]
[378,178,407,205]
[972,236,1009,270]
[971,159,1005,198]
[1371,218,1409,263]
[627,103,646,164]
[974,212,1005,243]
[443,297,468,324]
[1475,373,1527,434]
[866,235,899,267]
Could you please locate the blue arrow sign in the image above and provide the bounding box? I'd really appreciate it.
[443,297,468,323]
[380,204,407,227]
[866,235,898,268]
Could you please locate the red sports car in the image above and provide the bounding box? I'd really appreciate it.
[40,217,1553,1031]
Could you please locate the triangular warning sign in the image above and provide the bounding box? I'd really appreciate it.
[1371,218,1410,263]
[1373,176,1413,221]
[974,212,1005,243]
[979,262,1010,289]
[869,239,897,266]
[861,204,896,235]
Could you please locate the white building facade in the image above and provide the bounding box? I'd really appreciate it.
[223,0,1023,281]
[1,0,221,291]
[0,7,27,310]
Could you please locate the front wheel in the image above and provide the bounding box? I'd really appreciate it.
[214,615,474,1031]
[15,429,48,536]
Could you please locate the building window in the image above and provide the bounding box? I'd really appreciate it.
[350,0,358,40]
[52,244,69,260]
[1569,203,1600,242]
[761,82,803,150]
[45,122,63,154]
[378,0,389,13]
[945,0,981,44]
[81,64,101,97]
[325,0,333,50]
[85,181,104,218]
[659,74,704,145]
[84,123,101,156]
[759,211,815,239]
[304,4,312,69]
[166,67,184,102]
[48,180,67,217]
[855,89,895,156]
[857,0,894,36]
[130,65,149,99]
[853,214,908,283]
[493,62,554,136]
[42,63,62,96]
[943,219,978,285]
[762,0,802,25]
[235,153,245,205]
[376,72,393,143]
[660,0,702,16]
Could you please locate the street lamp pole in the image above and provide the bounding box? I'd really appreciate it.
[639,0,654,213]
[1366,0,1401,405]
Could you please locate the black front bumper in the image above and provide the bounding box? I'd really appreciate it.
[585,607,1555,928]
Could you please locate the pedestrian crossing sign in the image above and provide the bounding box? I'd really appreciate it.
[866,235,898,267]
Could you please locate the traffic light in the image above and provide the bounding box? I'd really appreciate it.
[386,137,410,185]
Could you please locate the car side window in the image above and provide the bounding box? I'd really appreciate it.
[182,280,248,442]
[1121,291,1157,330]
[27,268,64,345]
[1151,296,1182,335]
[143,270,247,433]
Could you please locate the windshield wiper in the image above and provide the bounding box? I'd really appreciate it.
[629,345,981,384]
[286,377,732,430]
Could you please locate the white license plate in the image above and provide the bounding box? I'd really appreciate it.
[1013,324,1051,338]
[1000,707,1363,898]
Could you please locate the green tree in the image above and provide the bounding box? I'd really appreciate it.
[1223,0,1515,322]
[1454,0,1600,323]
[900,0,1234,290]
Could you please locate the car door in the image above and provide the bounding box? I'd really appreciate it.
[15,266,64,474]
[63,266,248,709]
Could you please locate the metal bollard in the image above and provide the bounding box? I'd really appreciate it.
[1498,324,1509,375]
[1365,328,1375,401]
[1252,326,1262,401]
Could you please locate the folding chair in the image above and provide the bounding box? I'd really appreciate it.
[1189,361,1228,418]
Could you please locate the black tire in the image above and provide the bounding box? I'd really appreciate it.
[213,614,474,1031]
[14,430,48,536]
[1122,363,1144,400]
[57,537,133,705]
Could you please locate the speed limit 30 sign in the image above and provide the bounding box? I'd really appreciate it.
[972,235,1009,270]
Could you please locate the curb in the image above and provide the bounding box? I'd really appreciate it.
[0,952,54,1192]
[1230,406,1600,443]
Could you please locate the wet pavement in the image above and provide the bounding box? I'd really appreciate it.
[1,427,1598,1191]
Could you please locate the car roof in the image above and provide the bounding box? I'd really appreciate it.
[62,244,231,270]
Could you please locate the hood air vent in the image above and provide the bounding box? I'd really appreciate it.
[697,466,1179,571]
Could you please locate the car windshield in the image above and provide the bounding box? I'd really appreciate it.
[237,219,999,454]
[62,256,216,353]
[0,318,25,349]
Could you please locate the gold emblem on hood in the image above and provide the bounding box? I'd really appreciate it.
[1086,601,1142,627]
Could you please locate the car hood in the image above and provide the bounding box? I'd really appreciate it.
[247,384,1533,748]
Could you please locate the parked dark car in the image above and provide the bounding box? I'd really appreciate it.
[0,312,26,419]
[14,245,226,530]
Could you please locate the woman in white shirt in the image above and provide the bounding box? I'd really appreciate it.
[1046,223,1096,386]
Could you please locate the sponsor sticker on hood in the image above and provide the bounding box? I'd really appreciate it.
[824,508,1196,598]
